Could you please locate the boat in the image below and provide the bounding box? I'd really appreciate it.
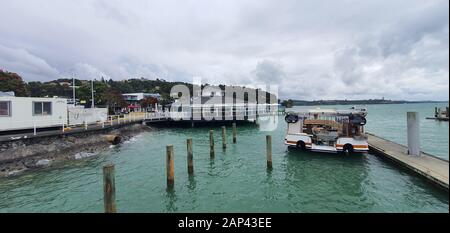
[284,107,369,153]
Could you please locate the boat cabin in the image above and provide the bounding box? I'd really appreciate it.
[284,108,369,153]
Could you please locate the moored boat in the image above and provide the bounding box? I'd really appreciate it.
[284,107,369,153]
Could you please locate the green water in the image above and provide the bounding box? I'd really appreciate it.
[293,102,449,159]
[0,103,448,212]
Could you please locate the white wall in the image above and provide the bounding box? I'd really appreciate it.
[68,107,108,126]
[0,97,67,131]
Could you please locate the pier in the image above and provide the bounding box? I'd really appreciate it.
[368,133,449,190]
[426,106,449,121]
[0,106,277,143]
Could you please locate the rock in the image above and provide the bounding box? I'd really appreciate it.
[36,159,51,167]
[66,136,77,143]
[7,169,25,177]
[74,152,98,160]
[1,123,148,177]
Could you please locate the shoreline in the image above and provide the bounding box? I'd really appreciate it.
[0,124,150,177]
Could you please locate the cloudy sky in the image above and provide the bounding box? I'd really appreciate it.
[0,0,448,100]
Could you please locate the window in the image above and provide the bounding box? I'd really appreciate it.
[0,101,11,117]
[33,101,52,116]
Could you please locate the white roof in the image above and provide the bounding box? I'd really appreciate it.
[292,107,367,116]
[308,108,337,113]
[0,96,67,101]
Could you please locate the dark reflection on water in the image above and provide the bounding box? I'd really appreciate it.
[164,188,177,212]
[187,175,196,191]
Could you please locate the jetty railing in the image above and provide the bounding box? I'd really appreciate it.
[1,105,278,140]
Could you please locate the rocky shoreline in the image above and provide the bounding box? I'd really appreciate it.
[0,124,151,177]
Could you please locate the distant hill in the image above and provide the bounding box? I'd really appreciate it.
[0,70,277,107]
[281,99,447,107]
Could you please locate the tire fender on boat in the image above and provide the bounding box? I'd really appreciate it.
[285,114,299,123]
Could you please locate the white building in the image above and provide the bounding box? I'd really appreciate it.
[122,92,161,112]
[122,93,160,101]
[0,96,108,132]
[0,96,68,131]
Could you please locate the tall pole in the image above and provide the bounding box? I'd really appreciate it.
[91,79,95,108]
[72,75,76,106]
[407,112,420,156]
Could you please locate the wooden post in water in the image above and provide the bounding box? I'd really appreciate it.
[166,145,175,189]
[187,138,194,175]
[266,135,273,169]
[209,130,215,158]
[103,164,116,213]
[222,126,227,149]
[232,123,237,143]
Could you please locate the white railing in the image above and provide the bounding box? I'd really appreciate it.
[1,109,281,138]
[141,108,278,121]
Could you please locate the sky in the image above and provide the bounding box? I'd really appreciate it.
[0,0,448,101]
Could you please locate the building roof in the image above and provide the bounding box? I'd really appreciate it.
[0,91,15,97]
[122,92,160,96]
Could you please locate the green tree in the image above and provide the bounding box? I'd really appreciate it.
[282,99,294,108]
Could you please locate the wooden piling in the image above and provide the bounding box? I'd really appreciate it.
[209,130,215,158]
[222,126,227,149]
[187,138,194,175]
[266,135,273,169]
[166,145,175,189]
[232,123,237,143]
[103,164,116,213]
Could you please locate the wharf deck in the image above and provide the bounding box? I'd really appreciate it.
[367,133,449,190]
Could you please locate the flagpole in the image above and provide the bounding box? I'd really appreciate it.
[72,75,76,106]
[91,79,95,108]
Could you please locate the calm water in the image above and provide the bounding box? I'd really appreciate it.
[293,102,449,159]
[0,103,448,212]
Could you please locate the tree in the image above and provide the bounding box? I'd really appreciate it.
[159,93,174,107]
[281,99,294,108]
[140,96,158,110]
[102,90,127,114]
[0,70,28,96]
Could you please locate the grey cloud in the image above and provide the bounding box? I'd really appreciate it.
[0,44,59,81]
[72,63,111,80]
[253,60,285,84]
[0,0,448,101]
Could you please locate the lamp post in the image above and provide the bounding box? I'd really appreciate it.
[72,75,76,106]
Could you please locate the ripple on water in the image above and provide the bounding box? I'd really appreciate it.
[0,109,448,212]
